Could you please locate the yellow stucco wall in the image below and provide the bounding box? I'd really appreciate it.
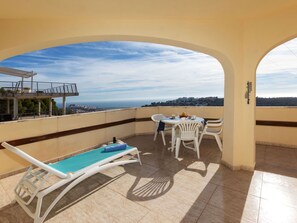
[255,107,297,147]
[0,109,136,176]
[1,107,297,176]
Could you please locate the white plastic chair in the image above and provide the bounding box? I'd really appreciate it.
[199,118,223,151]
[151,114,171,145]
[174,120,203,159]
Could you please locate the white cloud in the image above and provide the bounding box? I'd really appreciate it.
[8,42,224,102]
[257,38,297,97]
[0,42,224,103]
[3,38,297,102]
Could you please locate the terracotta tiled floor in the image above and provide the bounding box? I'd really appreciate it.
[1,135,297,223]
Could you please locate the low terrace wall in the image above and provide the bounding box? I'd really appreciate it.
[0,106,297,176]
[0,109,136,176]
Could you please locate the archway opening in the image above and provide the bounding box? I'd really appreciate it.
[255,37,297,177]
[0,41,224,115]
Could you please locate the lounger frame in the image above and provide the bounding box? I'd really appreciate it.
[1,142,142,223]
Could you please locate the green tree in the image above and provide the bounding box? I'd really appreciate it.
[0,98,59,116]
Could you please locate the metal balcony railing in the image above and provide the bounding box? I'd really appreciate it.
[0,80,78,95]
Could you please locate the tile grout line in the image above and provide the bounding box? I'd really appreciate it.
[198,203,243,223]
[0,180,14,208]
[102,186,151,221]
[197,182,263,223]
[104,170,163,217]
[294,148,297,166]
[256,171,264,223]
[262,144,266,168]
[196,184,218,223]
[136,211,151,223]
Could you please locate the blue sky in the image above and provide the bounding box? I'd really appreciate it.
[0,40,296,102]
[257,38,297,97]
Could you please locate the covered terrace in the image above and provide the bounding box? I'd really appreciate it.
[1,0,297,222]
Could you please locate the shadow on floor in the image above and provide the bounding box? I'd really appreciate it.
[125,136,218,202]
[0,172,124,223]
[1,135,297,222]
[255,144,297,178]
[127,135,256,222]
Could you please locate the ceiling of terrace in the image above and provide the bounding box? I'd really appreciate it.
[1,0,296,20]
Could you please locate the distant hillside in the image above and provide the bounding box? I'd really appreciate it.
[142,97,297,107]
[255,97,297,106]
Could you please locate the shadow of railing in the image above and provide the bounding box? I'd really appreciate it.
[123,136,257,222]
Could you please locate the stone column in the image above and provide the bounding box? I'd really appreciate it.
[221,59,256,171]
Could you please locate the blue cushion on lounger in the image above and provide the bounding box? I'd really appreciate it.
[48,143,132,173]
[103,143,127,152]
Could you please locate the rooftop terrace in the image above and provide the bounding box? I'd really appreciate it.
[1,1,297,222]
[0,135,297,222]
[0,80,78,99]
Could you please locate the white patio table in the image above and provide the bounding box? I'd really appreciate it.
[161,116,205,151]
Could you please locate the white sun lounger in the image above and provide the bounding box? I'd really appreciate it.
[1,141,142,223]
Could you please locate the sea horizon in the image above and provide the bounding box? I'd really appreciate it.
[56,99,169,109]
[56,96,297,109]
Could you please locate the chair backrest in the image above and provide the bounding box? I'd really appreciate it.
[207,118,223,124]
[151,114,166,123]
[175,120,202,140]
[205,118,223,134]
[1,142,68,179]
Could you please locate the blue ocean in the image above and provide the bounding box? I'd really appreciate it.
[57,99,167,109]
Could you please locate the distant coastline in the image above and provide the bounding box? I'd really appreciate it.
[143,97,297,107]
[57,99,166,113]
[57,97,297,114]
[57,99,167,109]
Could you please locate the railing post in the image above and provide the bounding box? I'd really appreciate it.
[7,99,10,114]
[49,98,52,117]
[13,97,18,120]
[38,100,41,116]
[31,76,33,91]
[21,77,24,92]
[62,95,66,115]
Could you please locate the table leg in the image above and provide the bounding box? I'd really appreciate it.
[171,127,175,152]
